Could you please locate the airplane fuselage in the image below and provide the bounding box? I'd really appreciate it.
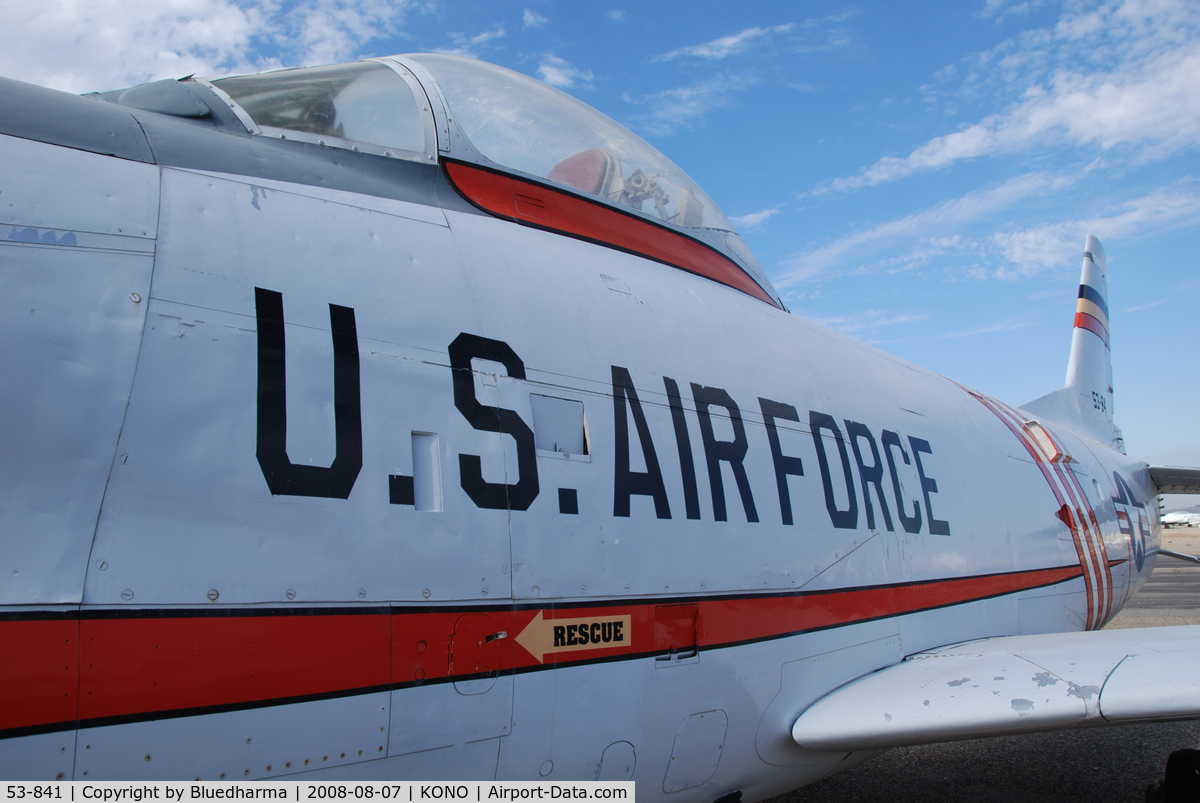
[0,63,1160,796]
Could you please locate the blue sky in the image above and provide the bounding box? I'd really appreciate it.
[5,0,1199,501]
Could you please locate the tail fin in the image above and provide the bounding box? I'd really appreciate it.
[1021,235,1125,452]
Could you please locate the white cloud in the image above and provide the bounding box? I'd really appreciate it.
[978,0,1045,23]
[989,187,1200,276]
[1126,298,1168,312]
[536,54,593,89]
[3,0,267,92]
[876,235,972,273]
[804,309,930,338]
[781,172,1066,285]
[0,0,412,93]
[624,73,758,136]
[436,25,507,57]
[606,10,625,21]
[781,176,1200,289]
[826,0,1200,192]
[288,0,409,68]
[653,24,794,62]
[730,208,781,231]
[791,10,859,53]
[942,316,1036,338]
[522,9,548,30]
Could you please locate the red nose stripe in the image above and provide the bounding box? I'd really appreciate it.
[443,160,779,308]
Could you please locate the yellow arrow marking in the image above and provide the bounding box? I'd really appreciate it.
[515,611,632,664]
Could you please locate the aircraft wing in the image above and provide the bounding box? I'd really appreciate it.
[1150,465,1200,494]
[791,626,1200,751]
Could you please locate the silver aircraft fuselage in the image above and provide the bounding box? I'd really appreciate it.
[0,55,1168,796]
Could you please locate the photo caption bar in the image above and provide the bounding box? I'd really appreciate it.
[2,783,634,803]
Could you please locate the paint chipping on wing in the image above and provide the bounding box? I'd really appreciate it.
[947,677,970,687]
[1032,672,1059,687]
[1011,698,1035,712]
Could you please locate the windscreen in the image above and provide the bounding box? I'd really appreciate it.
[215,62,427,155]
[407,54,734,232]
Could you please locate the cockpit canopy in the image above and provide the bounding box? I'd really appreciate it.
[404,54,734,233]
[205,54,778,305]
[212,61,434,160]
[213,56,733,231]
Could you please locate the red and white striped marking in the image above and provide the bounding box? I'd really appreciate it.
[967,390,1113,629]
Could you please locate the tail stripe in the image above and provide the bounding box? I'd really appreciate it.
[1065,468,1112,621]
[964,388,1112,629]
[1087,507,1115,617]
[1076,297,1109,331]
[1052,460,1112,624]
[1077,283,1109,320]
[1074,311,1110,347]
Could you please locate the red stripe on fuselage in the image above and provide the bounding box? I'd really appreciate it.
[80,612,392,722]
[442,161,779,308]
[0,617,77,733]
[1,565,1086,738]
[693,565,1083,647]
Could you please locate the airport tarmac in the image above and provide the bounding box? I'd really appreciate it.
[769,529,1200,803]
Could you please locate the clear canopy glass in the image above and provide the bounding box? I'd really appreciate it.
[214,62,427,155]
[407,54,735,232]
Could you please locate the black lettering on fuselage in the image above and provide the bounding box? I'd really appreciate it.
[251,294,960,538]
[909,436,950,535]
[449,333,539,511]
[810,412,858,529]
[882,429,922,534]
[612,366,671,519]
[845,420,894,532]
[664,377,701,520]
[692,384,758,523]
[254,287,362,499]
[760,398,805,526]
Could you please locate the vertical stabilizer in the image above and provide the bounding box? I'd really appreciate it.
[1021,235,1125,451]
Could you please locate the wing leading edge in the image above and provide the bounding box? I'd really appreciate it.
[1150,465,1200,495]
[791,626,1200,752]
